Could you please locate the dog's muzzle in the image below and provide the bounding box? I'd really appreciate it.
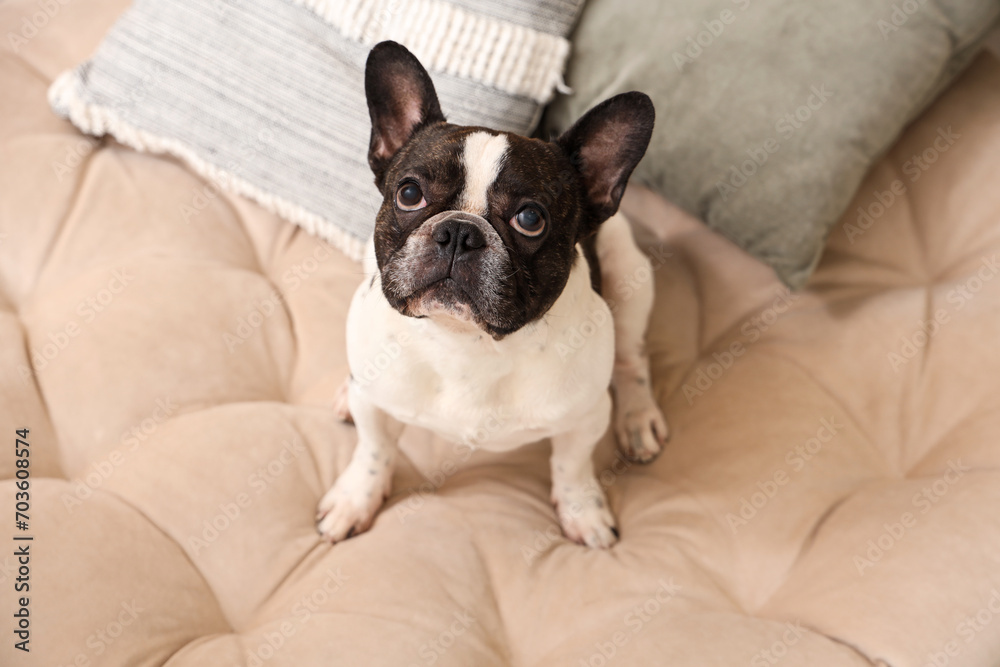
[379,209,513,331]
[425,211,493,270]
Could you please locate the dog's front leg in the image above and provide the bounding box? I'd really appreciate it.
[317,382,403,543]
[550,391,618,548]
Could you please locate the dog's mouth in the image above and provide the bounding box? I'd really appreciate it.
[388,271,524,339]
[408,277,473,316]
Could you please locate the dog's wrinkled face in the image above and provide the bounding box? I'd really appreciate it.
[364,41,654,339]
[373,124,587,338]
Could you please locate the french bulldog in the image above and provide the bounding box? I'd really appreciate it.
[317,41,667,548]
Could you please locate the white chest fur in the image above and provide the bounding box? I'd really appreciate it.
[346,246,614,451]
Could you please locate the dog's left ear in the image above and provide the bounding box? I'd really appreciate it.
[365,41,446,188]
[557,92,655,231]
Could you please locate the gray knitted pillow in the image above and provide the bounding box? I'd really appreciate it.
[49,0,583,258]
[547,0,1000,288]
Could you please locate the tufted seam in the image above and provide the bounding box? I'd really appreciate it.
[692,287,800,364]
[465,528,516,665]
[156,632,245,667]
[935,248,1000,283]
[897,286,940,472]
[730,344,894,476]
[231,634,251,667]
[25,136,105,303]
[14,316,66,478]
[618,470,755,616]
[897,157,934,286]
[791,492,856,566]
[818,628,881,666]
[231,219,303,403]
[260,274,298,404]
[2,39,49,84]
[89,484,236,631]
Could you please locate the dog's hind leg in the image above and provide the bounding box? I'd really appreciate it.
[595,212,669,463]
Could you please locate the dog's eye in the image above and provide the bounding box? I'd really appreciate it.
[510,206,546,237]
[395,182,427,211]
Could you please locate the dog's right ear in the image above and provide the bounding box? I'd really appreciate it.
[365,41,445,188]
[556,92,654,232]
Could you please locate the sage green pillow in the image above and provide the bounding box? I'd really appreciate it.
[547,0,1000,288]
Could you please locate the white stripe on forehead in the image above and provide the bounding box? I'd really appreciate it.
[458,132,509,216]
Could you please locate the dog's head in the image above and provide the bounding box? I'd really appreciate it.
[364,41,654,339]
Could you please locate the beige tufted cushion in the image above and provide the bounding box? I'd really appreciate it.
[3,1,1000,665]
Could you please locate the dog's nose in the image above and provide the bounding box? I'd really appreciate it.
[433,219,486,256]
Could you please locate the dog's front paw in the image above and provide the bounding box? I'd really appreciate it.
[552,486,619,549]
[316,460,391,543]
[614,385,668,464]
